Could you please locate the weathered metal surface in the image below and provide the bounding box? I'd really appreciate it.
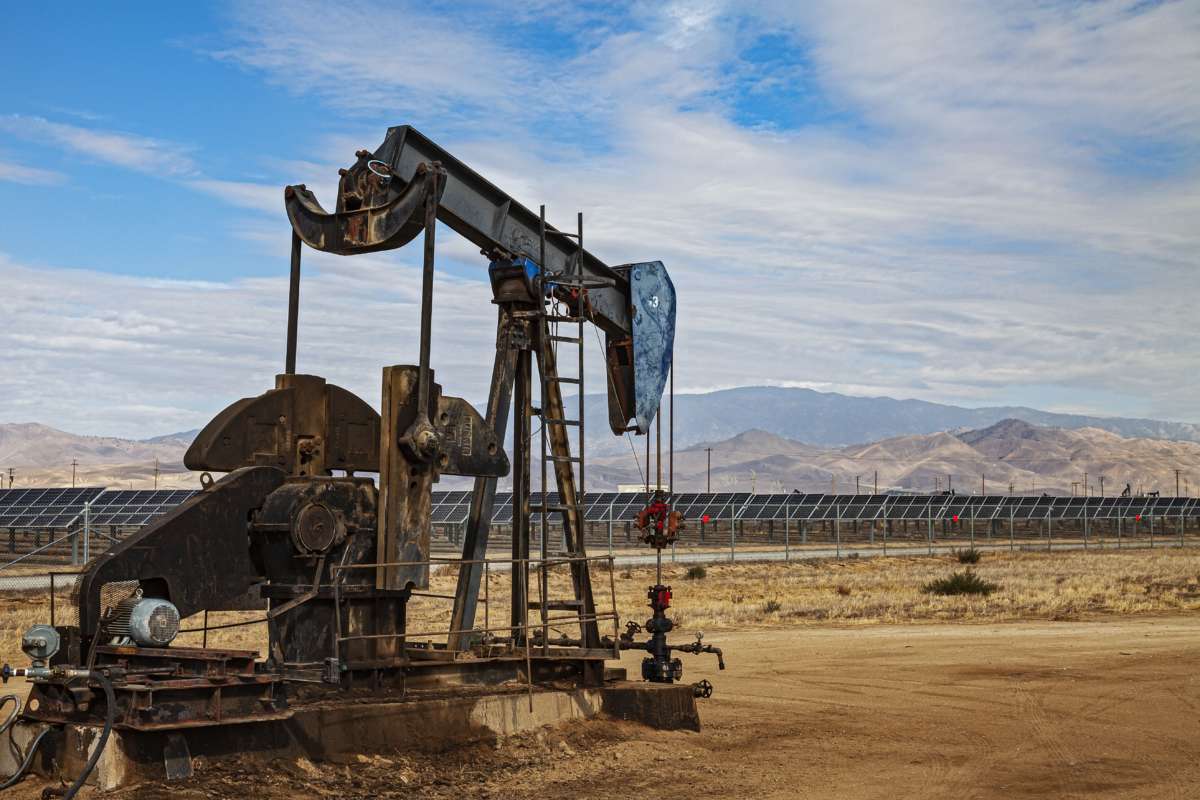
[377,366,437,592]
[448,311,523,650]
[628,261,676,434]
[283,126,676,435]
[184,374,380,475]
[533,326,601,649]
[284,160,446,255]
[293,127,630,332]
[24,645,289,731]
[73,467,286,639]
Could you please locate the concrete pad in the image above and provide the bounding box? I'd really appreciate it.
[7,681,699,789]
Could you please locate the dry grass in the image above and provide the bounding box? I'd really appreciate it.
[2,548,1198,667]
[651,548,1200,631]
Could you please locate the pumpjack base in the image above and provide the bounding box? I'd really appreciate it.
[5,676,699,790]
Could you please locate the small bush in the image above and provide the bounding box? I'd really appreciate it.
[619,569,633,580]
[922,569,998,596]
[955,547,982,565]
[835,584,851,596]
[761,598,783,614]
[684,565,707,580]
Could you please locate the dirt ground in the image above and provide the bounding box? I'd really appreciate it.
[5,613,1193,800]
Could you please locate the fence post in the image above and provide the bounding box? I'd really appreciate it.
[728,504,735,562]
[607,502,614,558]
[927,505,933,556]
[835,504,841,559]
[882,498,888,556]
[784,497,790,562]
[1047,513,1052,552]
[82,502,91,563]
[1117,515,1122,549]
[1009,507,1014,552]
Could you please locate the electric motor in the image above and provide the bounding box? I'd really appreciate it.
[107,597,181,647]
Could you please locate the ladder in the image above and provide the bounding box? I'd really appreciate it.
[528,209,601,652]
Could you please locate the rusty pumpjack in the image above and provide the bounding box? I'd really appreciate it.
[1,126,722,785]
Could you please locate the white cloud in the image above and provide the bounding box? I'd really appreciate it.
[208,0,1197,422]
[0,158,66,185]
[0,115,198,176]
[3,0,1198,438]
[0,249,499,438]
[186,179,283,214]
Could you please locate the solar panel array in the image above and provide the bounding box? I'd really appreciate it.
[0,487,106,529]
[86,489,198,527]
[2,489,1197,530]
[428,491,1200,525]
[0,488,196,529]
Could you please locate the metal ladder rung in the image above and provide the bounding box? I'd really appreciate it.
[543,418,580,426]
[544,315,580,324]
[549,335,581,344]
[547,455,581,463]
[546,376,580,384]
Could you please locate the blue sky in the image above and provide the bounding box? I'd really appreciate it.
[1,0,1198,438]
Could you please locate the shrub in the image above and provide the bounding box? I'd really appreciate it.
[955,547,982,565]
[684,565,707,580]
[619,569,633,580]
[761,598,783,614]
[922,569,998,596]
[835,584,851,596]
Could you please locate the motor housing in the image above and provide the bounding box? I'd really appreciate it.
[107,597,181,647]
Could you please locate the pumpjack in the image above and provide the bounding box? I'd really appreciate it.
[1,126,721,779]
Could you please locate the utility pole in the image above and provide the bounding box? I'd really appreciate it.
[1099,475,1105,497]
[71,459,78,488]
[1083,471,1088,497]
[1176,468,1182,497]
[855,474,861,494]
[947,474,953,493]
[874,470,878,495]
[1008,481,1015,496]
[981,473,986,495]
[6,468,12,489]
[154,458,159,490]
[705,447,712,493]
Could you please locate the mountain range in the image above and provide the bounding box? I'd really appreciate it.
[1,388,1196,495]
[580,386,1200,454]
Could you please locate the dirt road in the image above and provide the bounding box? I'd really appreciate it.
[13,615,1200,799]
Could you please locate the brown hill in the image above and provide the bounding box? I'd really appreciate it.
[3,419,1197,496]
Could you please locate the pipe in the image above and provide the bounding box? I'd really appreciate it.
[43,674,115,800]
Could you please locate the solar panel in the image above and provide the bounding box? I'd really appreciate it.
[4,487,1199,536]
[0,487,105,529]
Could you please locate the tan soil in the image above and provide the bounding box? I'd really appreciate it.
[7,614,1198,799]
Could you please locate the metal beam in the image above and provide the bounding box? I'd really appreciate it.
[367,126,631,336]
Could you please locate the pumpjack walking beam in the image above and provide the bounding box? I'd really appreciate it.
[281,125,675,654]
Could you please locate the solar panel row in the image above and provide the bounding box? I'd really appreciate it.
[1,488,1197,530]
[0,487,195,529]
[424,492,1200,525]
[0,487,105,529]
